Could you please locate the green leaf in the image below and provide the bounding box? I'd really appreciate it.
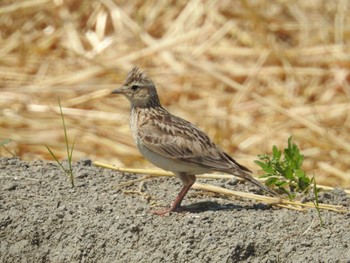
[265,177,279,186]
[254,160,268,169]
[45,145,68,174]
[288,193,296,200]
[257,154,270,162]
[275,181,289,187]
[284,169,294,181]
[272,145,282,159]
[255,160,275,174]
[298,176,311,191]
[45,97,76,188]
[295,170,306,179]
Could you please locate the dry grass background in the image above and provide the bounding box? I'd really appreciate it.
[0,0,349,188]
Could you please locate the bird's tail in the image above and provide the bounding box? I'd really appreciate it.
[233,168,280,197]
[223,152,280,197]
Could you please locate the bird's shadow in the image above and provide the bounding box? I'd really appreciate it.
[179,201,271,213]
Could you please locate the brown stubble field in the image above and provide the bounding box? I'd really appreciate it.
[0,0,349,188]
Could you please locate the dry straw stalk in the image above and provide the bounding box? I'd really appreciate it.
[0,1,349,189]
[94,161,348,213]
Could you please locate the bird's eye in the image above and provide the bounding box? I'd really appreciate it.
[131,85,139,91]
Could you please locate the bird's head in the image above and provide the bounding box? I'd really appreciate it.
[112,67,161,108]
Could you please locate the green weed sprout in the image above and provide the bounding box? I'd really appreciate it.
[255,136,311,200]
[46,97,76,187]
[255,137,324,226]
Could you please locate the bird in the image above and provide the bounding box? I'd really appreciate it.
[111,66,278,215]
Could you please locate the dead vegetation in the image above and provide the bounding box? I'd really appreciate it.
[0,0,349,188]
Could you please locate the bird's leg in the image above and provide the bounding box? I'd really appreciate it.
[152,173,196,216]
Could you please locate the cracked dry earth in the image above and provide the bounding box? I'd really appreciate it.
[0,157,349,263]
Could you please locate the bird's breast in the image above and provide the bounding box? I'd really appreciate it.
[130,108,141,143]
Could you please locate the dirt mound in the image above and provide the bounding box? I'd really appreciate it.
[1,158,349,262]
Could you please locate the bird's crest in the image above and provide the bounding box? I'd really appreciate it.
[125,66,153,86]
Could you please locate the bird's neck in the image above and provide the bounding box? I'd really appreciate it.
[131,104,168,117]
[131,96,161,109]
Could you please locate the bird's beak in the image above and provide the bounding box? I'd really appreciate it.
[111,86,126,94]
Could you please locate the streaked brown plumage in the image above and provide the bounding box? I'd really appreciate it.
[112,67,277,215]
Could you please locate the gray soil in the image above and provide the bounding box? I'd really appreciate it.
[0,157,349,263]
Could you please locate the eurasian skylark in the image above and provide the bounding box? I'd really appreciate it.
[112,67,277,215]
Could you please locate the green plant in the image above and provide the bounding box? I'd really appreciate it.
[311,175,324,227]
[46,97,76,187]
[256,137,324,226]
[254,136,311,199]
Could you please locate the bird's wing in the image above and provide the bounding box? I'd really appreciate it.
[137,111,250,173]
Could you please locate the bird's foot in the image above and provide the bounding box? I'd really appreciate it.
[150,208,171,216]
[150,206,185,216]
